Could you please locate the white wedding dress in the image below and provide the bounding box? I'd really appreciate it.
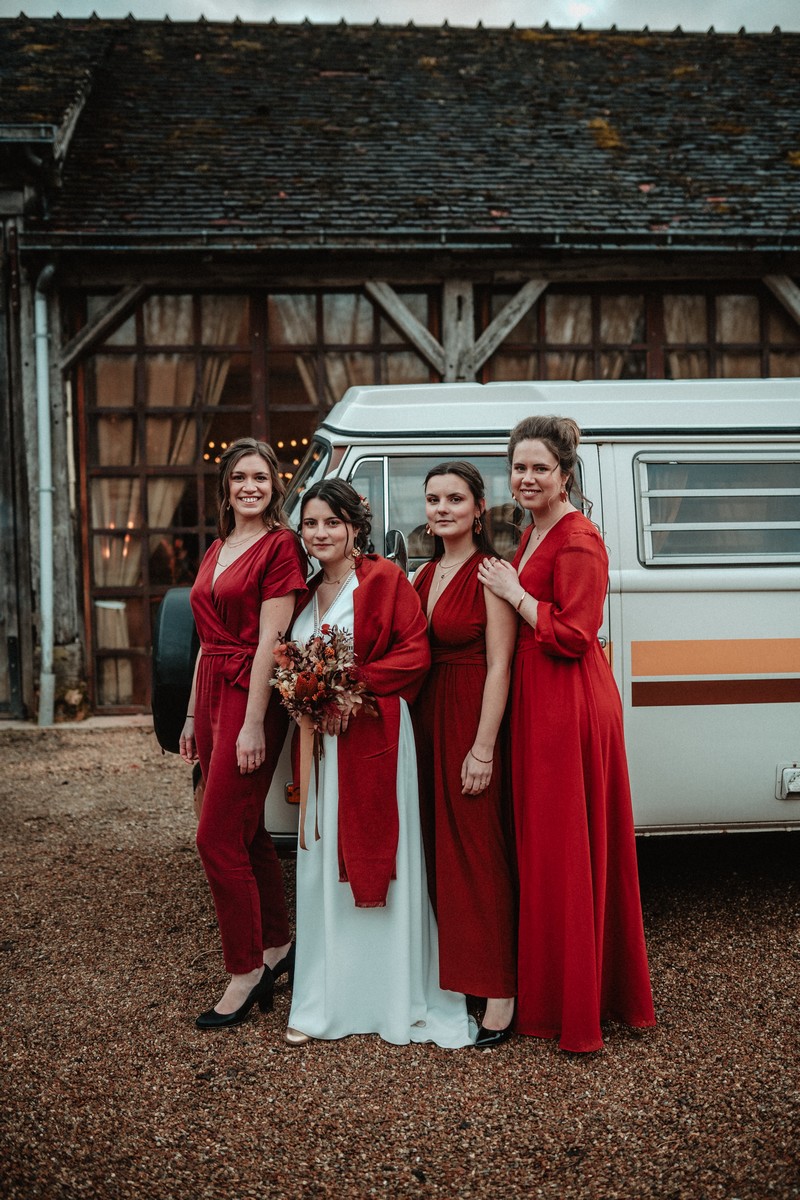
[287,574,475,1047]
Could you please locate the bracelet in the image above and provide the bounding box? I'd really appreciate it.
[515,592,527,612]
[186,714,195,719]
[470,750,494,764]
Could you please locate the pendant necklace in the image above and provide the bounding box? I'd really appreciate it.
[437,553,472,581]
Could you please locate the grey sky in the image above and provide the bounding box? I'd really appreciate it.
[1,0,798,30]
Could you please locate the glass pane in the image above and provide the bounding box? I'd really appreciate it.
[87,297,136,347]
[145,355,195,407]
[768,305,800,346]
[717,294,759,343]
[323,293,373,344]
[96,653,149,708]
[719,353,761,378]
[90,415,137,466]
[665,351,709,379]
[147,477,198,528]
[203,352,251,408]
[600,294,645,342]
[283,439,332,527]
[664,294,707,343]
[201,295,249,345]
[268,294,316,345]
[143,295,194,344]
[486,352,538,382]
[385,455,521,569]
[148,532,200,586]
[649,495,800,524]
[202,412,256,465]
[647,461,800,490]
[545,352,593,380]
[90,478,141,529]
[770,352,800,376]
[381,350,431,385]
[601,352,646,380]
[89,356,135,408]
[545,294,591,343]
[653,528,800,557]
[268,350,319,408]
[347,459,385,553]
[145,416,198,465]
[323,352,375,408]
[643,460,800,561]
[379,292,430,344]
[92,533,143,587]
[272,412,319,483]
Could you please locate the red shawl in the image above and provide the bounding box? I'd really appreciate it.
[292,554,430,907]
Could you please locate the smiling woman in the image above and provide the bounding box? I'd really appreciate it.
[177,437,308,1032]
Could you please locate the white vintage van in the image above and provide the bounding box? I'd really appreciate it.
[152,376,800,846]
[276,377,800,839]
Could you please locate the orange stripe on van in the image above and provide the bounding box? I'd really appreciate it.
[631,638,800,677]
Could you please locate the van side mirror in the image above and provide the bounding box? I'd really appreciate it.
[384,528,409,576]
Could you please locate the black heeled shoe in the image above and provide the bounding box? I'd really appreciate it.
[473,1022,513,1049]
[269,941,296,987]
[195,967,274,1030]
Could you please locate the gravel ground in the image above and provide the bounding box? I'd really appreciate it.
[0,722,798,1200]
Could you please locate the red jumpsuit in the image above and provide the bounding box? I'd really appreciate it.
[412,553,517,999]
[510,511,655,1052]
[190,528,306,974]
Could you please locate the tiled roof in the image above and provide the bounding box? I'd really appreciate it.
[2,17,799,249]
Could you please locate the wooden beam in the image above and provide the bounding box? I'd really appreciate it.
[464,278,549,376]
[442,280,475,381]
[59,284,147,370]
[764,274,800,329]
[364,281,446,376]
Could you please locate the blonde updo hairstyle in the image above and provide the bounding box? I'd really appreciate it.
[507,415,591,515]
[216,437,289,539]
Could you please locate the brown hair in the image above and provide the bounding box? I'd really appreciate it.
[216,438,288,539]
[423,460,498,558]
[506,415,591,514]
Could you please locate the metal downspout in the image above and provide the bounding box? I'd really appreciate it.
[34,264,55,726]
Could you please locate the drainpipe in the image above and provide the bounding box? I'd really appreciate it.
[34,264,56,726]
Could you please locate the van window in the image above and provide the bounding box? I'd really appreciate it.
[636,455,800,565]
[284,438,332,526]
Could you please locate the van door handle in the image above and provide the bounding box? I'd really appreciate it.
[598,636,608,647]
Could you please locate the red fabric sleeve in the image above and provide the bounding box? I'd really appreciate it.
[535,530,608,659]
[259,529,308,602]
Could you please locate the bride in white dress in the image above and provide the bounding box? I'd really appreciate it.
[285,481,474,1048]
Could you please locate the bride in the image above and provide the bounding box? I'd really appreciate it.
[284,479,474,1048]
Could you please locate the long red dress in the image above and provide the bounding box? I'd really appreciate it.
[190,528,306,974]
[413,553,516,998]
[511,510,655,1052]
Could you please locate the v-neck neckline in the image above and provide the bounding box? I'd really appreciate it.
[211,531,268,596]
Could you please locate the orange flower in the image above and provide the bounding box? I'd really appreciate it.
[294,671,318,700]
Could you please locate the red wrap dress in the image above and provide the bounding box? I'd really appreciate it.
[190,527,307,975]
[412,553,517,999]
[510,510,655,1052]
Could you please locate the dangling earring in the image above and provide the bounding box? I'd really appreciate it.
[560,476,570,503]
[473,516,483,534]
[351,545,362,560]
[425,523,432,537]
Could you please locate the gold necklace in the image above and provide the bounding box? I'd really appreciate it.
[226,528,264,548]
[437,553,472,581]
[321,564,355,585]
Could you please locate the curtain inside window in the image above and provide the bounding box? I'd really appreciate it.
[92,295,242,703]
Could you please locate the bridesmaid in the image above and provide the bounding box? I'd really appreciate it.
[179,438,307,1029]
[479,416,656,1052]
[285,479,474,1048]
[412,462,517,1048]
